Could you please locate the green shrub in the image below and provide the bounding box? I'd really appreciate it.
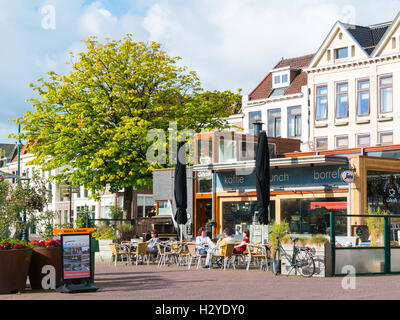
[117,223,135,241]
[92,222,117,240]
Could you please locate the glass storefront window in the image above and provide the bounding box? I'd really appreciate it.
[281,198,347,235]
[222,201,276,236]
[367,171,400,214]
[197,171,212,193]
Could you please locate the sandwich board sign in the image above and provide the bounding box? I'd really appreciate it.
[53,227,98,293]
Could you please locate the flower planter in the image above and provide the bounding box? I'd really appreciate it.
[281,243,332,277]
[95,239,113,262]
[0,249,32,294]
[28,247,62,290]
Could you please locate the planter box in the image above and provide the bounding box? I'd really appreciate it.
[0,249,32,294]
[28,247,62,290]
[95,239,113,262]
[281,243,332,277]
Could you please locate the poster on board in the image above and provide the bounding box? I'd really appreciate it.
[61,234,91,280]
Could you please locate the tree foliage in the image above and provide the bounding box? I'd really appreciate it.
[12,35,241,218]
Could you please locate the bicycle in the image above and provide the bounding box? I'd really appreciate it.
[269,231,315,277]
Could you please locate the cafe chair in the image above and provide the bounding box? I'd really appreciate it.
[185,243,206,270]
[210,243,236,270]
[245,243,268,271]
[156,243,176,267]
[130,242,149,266]
[109,243,130,266]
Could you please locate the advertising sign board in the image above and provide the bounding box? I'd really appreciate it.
[61,234,91,280]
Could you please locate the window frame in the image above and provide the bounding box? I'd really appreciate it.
[315,137,328,151]
[315,85,328,121]
[356,133,370,147]
[335,135,349,149]
[287,106,302,137]
[268,108,281,138]
[379,131,393,146]
[335,81,349,119]
[248,110,262,133]
[379,74,393,114]
[335,47,348,60]
[356,78,370,117]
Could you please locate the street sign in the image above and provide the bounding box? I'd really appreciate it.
[340,170,355,183]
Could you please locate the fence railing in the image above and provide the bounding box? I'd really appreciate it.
[86,218,134,228]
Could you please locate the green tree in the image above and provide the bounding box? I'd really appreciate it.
[13,35,241,219]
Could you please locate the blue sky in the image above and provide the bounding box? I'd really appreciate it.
[1,0,400,143]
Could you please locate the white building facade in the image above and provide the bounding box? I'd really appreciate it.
[306,14,400,150]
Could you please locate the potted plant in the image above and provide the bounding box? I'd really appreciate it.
[28,239,62,290]
[366,206,387,246]
[0,239,32,294]
[92,223,117,262]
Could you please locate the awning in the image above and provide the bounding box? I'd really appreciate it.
[310,201,347,210]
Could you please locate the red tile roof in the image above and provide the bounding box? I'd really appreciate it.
[248,54,314,101]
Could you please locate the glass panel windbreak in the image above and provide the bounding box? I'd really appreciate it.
[281,198,346,235]
[335,249,385,274]
[367,171,400,215]
[218,138,237,163]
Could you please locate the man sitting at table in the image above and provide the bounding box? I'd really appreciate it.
[203,228,235,268]
[195,227,212,255]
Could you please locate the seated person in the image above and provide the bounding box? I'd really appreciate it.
[195,227,212,255]
[233,230,250,254]
[204,228,235,268]
[146,231,160,254]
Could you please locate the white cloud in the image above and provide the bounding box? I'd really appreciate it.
[78,1,118,37]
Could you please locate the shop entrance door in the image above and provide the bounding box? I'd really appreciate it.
[197,199,212,237]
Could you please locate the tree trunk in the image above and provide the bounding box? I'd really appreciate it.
[123,187,133,220]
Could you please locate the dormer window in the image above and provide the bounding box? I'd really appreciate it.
[274,75,281,84]
[282,74,288,83]
[335,47,348,59]
[271,67,291,90]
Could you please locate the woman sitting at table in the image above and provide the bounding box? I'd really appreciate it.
[233,229,250,255]
[147,231,160,254]
[195,227,212,255]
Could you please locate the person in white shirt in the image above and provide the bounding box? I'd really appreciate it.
[203,228,235,268]
[195,227,212,255]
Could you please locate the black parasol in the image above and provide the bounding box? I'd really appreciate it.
[255,130,270,228]
[174,142,188,240]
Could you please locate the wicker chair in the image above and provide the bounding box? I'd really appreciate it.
[109,243,130,266]
[210,243,236,270]
[245,243,268,271]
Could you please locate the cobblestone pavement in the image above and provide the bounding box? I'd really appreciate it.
[1,262,400,300]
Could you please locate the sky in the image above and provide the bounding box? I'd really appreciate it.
[1,0,400,143]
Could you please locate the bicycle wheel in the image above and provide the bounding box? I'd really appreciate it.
[294,248,315,277]
[272,247,281,275]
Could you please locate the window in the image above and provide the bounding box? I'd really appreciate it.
[282,74,288,83]
[335,47,348,59]
[268,109,281,137]
[357,79,370,116]
[249,111,262,134]
[315,137,328,150]
[197,171,212,193]
[380,75,393,113]
[137,195,154,217]
[288,106,301,137]
[197,138,213,164]
[218,136,237,163]
[281,198,347,235]
[357,134,370,147]
[157,201,172,216]
[336,82,348,118]
[274,75,281,84]
[379,132,393,145]
[335,136,349,149]
[64,210,68,224]
[315,86,328,120]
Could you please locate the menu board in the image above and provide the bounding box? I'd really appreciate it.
[61,234,91,280]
